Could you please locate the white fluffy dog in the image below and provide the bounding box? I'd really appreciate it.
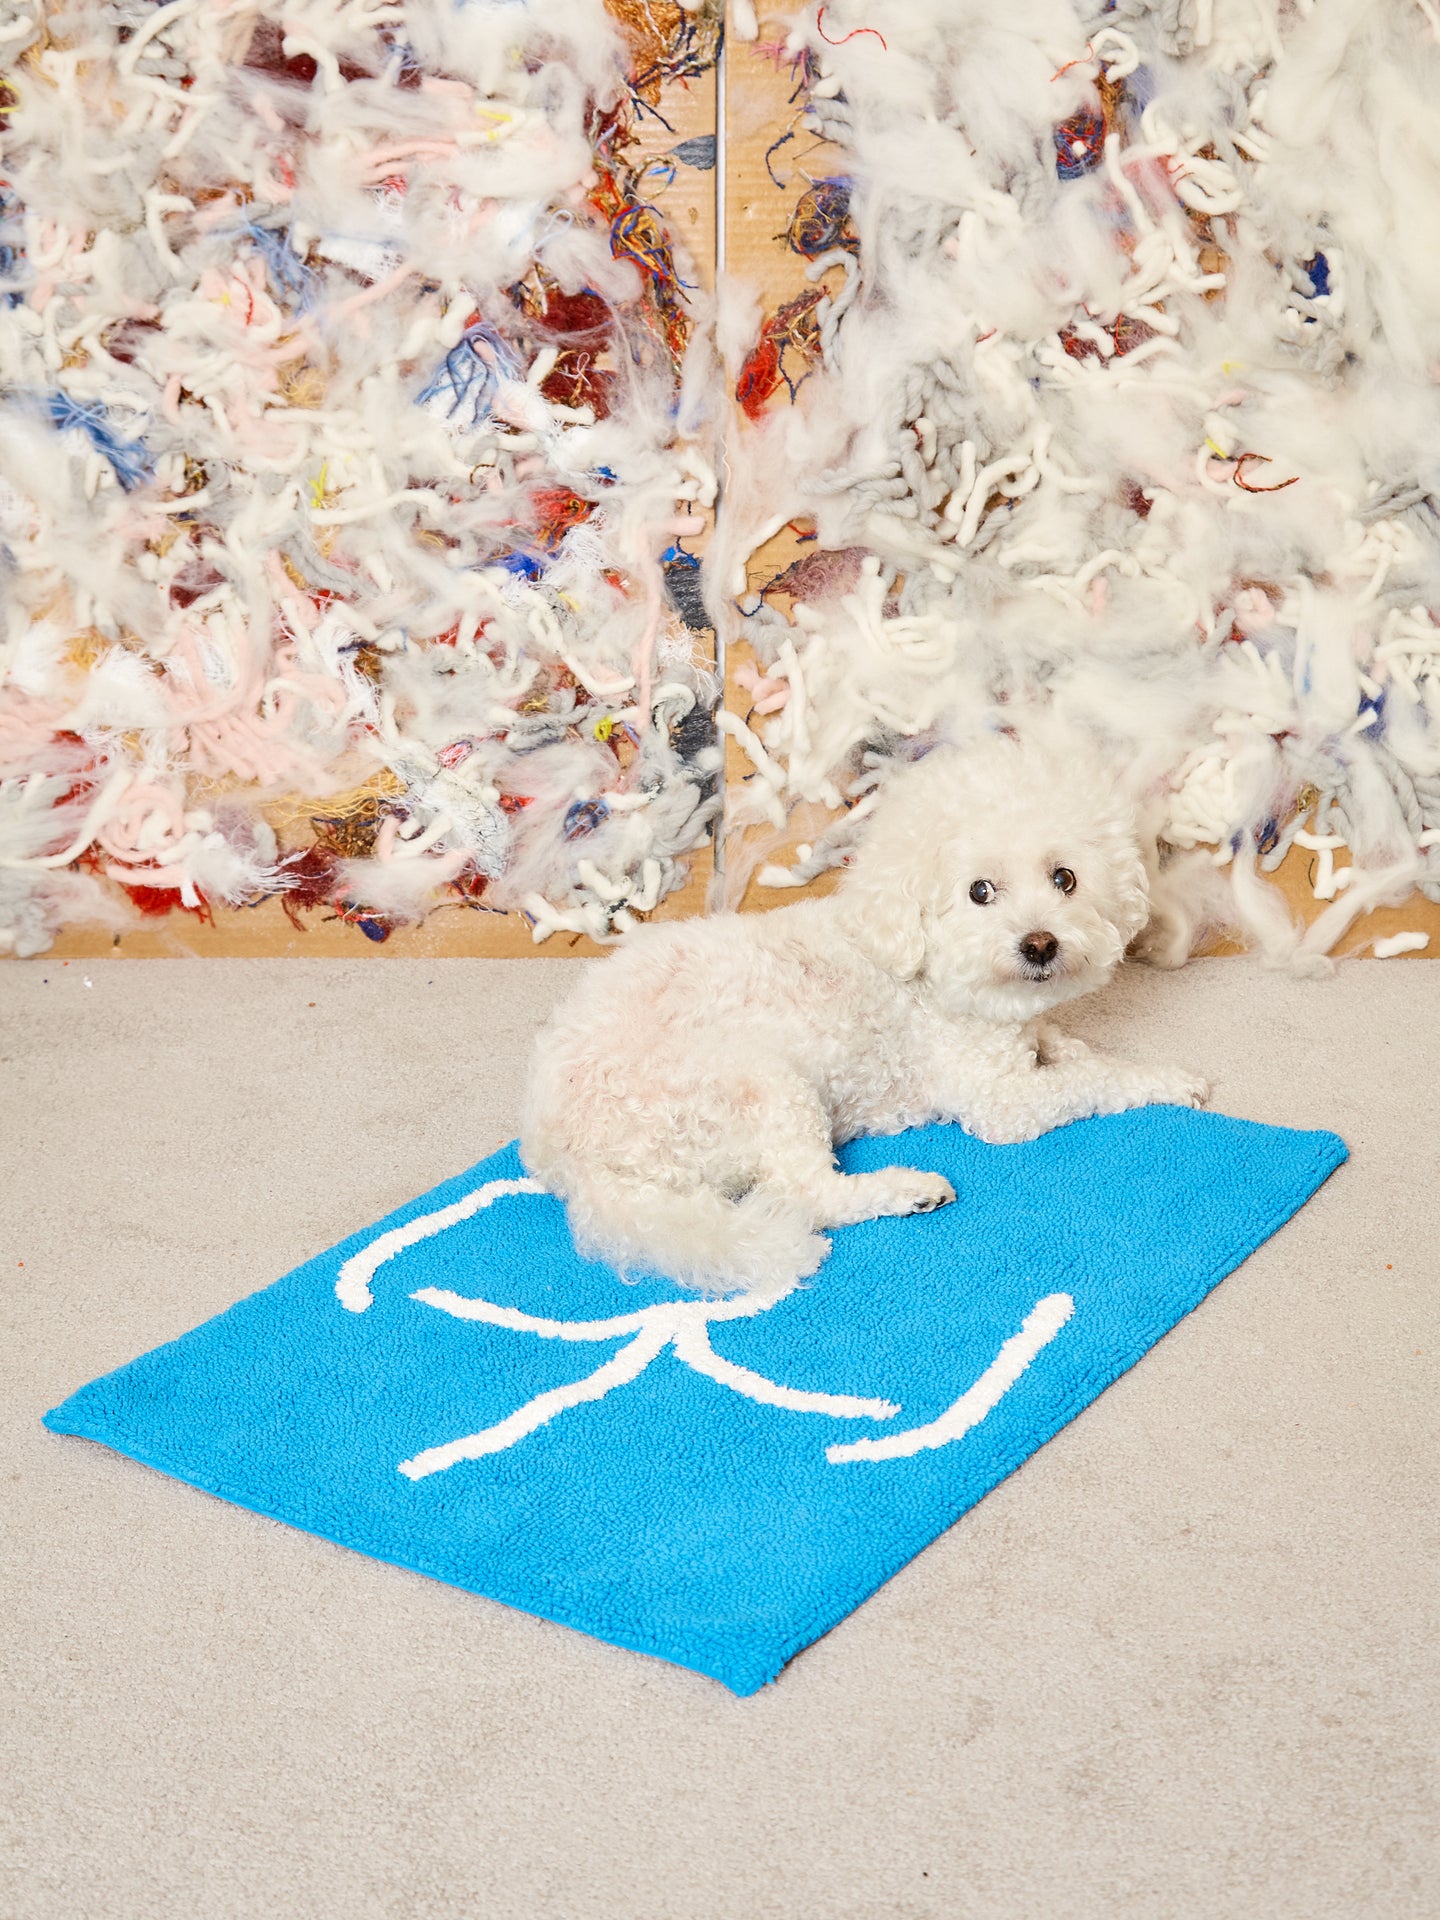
[521,728,1208,1295]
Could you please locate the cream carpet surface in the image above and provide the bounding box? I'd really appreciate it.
[2,958,1436,1919]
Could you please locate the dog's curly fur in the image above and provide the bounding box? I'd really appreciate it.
[522,729,1209,1295]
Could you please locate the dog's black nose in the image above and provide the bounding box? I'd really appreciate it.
[1019,930,1059,969]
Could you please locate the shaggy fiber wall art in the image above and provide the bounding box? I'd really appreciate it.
[717,0,1440,966]
[4,0,1440,961]
[0,0,723,955]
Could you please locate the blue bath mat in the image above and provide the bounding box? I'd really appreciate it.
[45,1107,1344,1695]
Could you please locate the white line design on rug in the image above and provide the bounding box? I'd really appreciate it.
[825,1294,1075,1464]
[336,1179,546,1313]
[335,1177,1073,1478]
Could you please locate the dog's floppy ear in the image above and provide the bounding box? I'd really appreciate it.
[1091,789,1152,951]
[840,884,929,980]
[836,758,941,980]
[1114,838,1153,948]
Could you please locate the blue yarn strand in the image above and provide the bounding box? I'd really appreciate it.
[44,392,154,492]
[241,223,317,311]
[417,320,521,427]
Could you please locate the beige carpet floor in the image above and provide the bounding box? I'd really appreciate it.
[1,956,1436,1920]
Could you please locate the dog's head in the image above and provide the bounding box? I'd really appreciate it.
[839,729,1150,1023]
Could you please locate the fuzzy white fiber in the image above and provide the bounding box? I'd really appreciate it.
[721,0,1440,961]
[0,0,721,951]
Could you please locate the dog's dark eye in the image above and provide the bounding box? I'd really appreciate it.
[1052,867,1077,895]
[968,879,997,906]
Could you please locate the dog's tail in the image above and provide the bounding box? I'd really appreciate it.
[562,1175,828,1298]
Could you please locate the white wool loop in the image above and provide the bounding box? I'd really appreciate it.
[1373,931,1429,956]
[117,0,198,75]
[0,769,132,871]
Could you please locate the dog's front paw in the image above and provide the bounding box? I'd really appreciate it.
[885,1169,957,1215]
[1149,1068,1210,1110]
[1035,1022,1090,1068]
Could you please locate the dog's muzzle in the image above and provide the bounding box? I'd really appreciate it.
[1017,929,1060,979]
